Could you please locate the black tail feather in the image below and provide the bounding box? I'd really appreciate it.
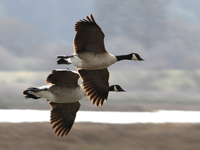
[57,58,72,65]
[23,90,41,99]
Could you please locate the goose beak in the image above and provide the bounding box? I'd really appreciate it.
[140,58,145,61]
[119,88,126,92]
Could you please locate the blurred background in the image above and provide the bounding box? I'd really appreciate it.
[0,0,200,110]
[1,1,200,150]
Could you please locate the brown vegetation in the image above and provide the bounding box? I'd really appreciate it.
[0,123,200,150]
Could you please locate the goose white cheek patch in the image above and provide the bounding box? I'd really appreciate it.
[114,86,118,92]
[132,55,138,61]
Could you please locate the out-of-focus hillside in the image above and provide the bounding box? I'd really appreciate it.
[1,70,200,110]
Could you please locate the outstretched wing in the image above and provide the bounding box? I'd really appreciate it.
[74,14,107,54]
[46,69,79,88]
[78,68,109,107]
[48,101,80,137]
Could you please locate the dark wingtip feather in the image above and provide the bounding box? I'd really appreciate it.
[100,98,106,106]
[95,97,102,107]
[86,16,92,22]
[90,14,96,23]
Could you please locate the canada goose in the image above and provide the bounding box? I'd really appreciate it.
[23,69,125,137]
[57,14,144,70]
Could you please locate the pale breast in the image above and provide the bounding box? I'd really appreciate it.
[49,86,86,103]
[71,53,117,70]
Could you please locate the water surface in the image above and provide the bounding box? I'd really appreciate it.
[1,109,200,124]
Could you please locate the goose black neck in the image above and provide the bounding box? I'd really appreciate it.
[109,86,114,91]
[115,54,132,61]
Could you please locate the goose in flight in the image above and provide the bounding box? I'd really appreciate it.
[57,14,144,70]
[23,69,125,137]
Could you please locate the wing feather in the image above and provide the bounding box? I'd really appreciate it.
[48,101,80,137]
[74,14,107,54]
[46,69,79,88]
[78,68,109,107]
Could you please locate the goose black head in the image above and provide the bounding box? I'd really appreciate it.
[109,85,126,92]
[131,53,144,61]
